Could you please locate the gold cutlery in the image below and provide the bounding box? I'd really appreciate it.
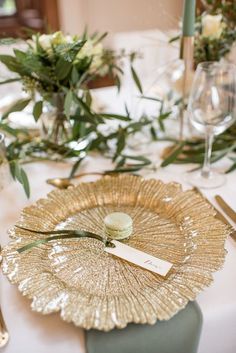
[193,187,236,242]
[46,178,73,189]
[0,246,9,348]
[215,195,236,224]
[46,171,108,189]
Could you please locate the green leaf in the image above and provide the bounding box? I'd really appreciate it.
[127,121,148,131]
[99,113,131,122]
[159,112,172,120]
[10,161,22,185]
[71,66,79,84]
[64,91,73,118]
[8,160,30,198]
[73,94,94,118]
[150,126,157,140]
[226,161,236,173]
[107,166,140,173]
[55,58,72,80]
[2,98,31,119]
[124,103,130,117]
[130,52,136,63]
[9,161,17,180]
[82,26,88,40]
[85,90,92,107]
[69,157,83,178]
[20,168,30,198]
[0,123,28,139]
[115,131,126,157]
[54,40,86,62]
[169,35,180,43]
[113,155,151,173]
[116,156,126,168]
[140,95,162,103]
[115,75,121,93]
[13,49,27,61]
[0,54,21,73]
[211,145,235,163]
[131,65,143,94]
[157,112,171,133]
[33,100,43,122]
[158,118,165,132]
[0,77,20,85]
[73,121,88,139]
[0,123,19,137]
[71,113,96,125]
[161,142,185,167]
[93,32,108,45]
[14,163,22,182]
[122,155,151,164]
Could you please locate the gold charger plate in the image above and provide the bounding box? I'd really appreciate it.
[1,175,229,331]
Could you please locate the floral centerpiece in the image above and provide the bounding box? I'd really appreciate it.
[170,0,236,66]
[0,30,159,196]
[0,31,140,143]
[194,0,236,65]
[158,1,236,173]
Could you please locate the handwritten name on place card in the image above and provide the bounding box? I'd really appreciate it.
[105,240,173,277]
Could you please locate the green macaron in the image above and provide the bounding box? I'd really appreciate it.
[104,212,133,240]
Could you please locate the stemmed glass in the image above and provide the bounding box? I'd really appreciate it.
[187,62,236,188]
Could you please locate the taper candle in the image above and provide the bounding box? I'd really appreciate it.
[182,0,196,36]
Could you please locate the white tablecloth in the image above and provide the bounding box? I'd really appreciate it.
[0,27,236,351]
[0,148,236,353]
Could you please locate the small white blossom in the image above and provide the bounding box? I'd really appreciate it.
[76,40,105,74]
[64,35,74,44]
[202,14,223,39]
[38,34,53,51]
[51,31,65,46]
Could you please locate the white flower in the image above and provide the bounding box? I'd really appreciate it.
[76,40,105,74]
[202,14,223,39]
[51,31,66,46]
[64,35,74,44]
[89,43,104,73]
[38,34,53,51]
[76,40,94,60]
[30,32,74,54]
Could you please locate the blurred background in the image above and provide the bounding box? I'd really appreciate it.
[0,0,190,95]
[0,0,185,37]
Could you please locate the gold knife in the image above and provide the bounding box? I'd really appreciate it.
[193,188,236,242]
[215,195,236,224]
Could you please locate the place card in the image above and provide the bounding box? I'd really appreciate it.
[105,240,173,277]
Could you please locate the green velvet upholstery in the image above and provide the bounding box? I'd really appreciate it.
[86,301,202,353]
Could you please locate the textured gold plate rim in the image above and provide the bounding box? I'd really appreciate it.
[1,175,230,331]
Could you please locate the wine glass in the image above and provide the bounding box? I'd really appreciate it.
[187,62,236,188]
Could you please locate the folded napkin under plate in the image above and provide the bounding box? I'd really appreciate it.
[86,302,202,353]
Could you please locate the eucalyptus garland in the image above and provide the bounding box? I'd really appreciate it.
[0,98,173,197]
[0,25,236,198]
[161,123,236,173]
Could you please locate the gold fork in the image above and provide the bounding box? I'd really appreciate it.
[0,246,9,348]
[193,187,236,242]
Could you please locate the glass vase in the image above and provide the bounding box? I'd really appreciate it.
[40,93,71,144]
